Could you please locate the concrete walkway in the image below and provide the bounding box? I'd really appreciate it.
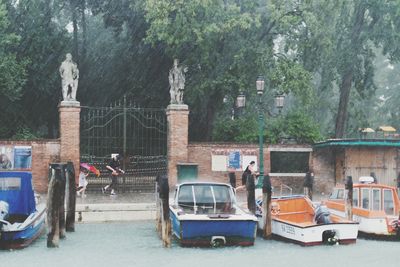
[40,190,324,223]
[74,191,157,222]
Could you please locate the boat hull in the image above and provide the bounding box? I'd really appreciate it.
[328,208,400,240]
[0,207,46,249]
[171,211,257,247]
[255,194,358,246]
[265,219,358,246]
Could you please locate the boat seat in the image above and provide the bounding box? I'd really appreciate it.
[6,214,29,224]
[278,211,310,216]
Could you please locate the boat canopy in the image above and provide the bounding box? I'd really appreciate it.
[177,183,234,211]
[0,172,36,216]
[359,176,375,184]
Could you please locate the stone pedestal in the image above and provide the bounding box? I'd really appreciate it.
[167,104,189,188]
[59,101,81,183]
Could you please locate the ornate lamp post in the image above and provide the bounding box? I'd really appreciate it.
[255,76,285,239]
[256,76,265,185]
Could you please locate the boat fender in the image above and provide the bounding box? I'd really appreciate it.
[271,202,280,215]
[210,236,226,247]
[323,230,338,245]
[390,219,400,237]
[314,205,331,224]
[0,201,9,221]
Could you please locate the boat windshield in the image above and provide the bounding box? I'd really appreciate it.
[383,189,394,215]
[0,177,21,191]
[177,184,235,214]
[329,188,344,200]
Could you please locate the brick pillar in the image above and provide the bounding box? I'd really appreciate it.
[59,101,81,183]
[167,104,189,188]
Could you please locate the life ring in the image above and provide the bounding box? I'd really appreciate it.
[271,202,280,215]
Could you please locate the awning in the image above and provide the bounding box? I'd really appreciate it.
[359,128,375,133]
[378,126,396,132]
[314,139,400,148]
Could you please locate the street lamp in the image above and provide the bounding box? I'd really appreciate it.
[256,76,266,187]
[236,92,246,109]
[255,76,285,239]
[274,94,285,113]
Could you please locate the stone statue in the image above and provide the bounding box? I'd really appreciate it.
[169,59,187,104]
[59,53,79,101]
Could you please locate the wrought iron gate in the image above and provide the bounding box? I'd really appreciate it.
[80,96,167,192]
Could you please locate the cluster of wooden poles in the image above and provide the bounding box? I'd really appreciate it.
[46,162,77,248]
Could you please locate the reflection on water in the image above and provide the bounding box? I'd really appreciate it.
[1,221,399,267]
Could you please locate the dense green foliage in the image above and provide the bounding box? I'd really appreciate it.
[0,0,399,144]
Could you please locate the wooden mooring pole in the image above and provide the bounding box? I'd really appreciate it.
[303,171,314,200]
[344,176,353,221]
[262,174,272,239]
[246,174,256,214]
[47,163,66,247]
[157,175,171,247]
[65,161,76,232]
[155,175,161,234]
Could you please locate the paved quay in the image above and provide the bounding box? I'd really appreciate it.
[69,190,250,223]
[73,191,157,222]
[39,190,325,223]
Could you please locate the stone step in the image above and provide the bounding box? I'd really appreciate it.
[75,203,156,223]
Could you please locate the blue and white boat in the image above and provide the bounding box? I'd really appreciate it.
[170,182,258,247]
[0,171,46,249]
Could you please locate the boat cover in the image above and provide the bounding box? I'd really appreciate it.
[0,171,36,216]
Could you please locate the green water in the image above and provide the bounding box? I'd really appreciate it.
[1,221,399,267]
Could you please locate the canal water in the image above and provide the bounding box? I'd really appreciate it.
[1,221,399,267]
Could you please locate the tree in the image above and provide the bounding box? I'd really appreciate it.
[5,0,70,138]
[301,1,400,138]
[0,0,27,137]
[143,0,315,141]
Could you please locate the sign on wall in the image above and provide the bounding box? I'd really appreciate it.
[211,148,258,172]
[228,151,241,169]
[0,145,32,170]
[211,155,227,171]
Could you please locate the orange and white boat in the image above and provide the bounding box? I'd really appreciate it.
[256,189,358,246]
[324,176,400,239]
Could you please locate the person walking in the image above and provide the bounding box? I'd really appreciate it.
[102,154,124,195]
[77,167,89,197]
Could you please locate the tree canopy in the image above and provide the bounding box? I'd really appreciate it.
[0,0,399,144]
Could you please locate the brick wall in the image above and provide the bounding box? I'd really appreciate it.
[188,143,261,184]
[167,105,189,187]
[312,147,336,195]
[59,104,81,183]
[0,140,60,193]
[187,143,312,194]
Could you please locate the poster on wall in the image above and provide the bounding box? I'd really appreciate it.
[0,146,14,170]
[211,155,227,171]
[228,151,241,170]
[13,146,32,169]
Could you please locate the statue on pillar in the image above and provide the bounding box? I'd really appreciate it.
[59,53,79,101]
[169,59,187,104]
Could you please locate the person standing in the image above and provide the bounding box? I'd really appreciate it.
[242,161,255,186]
[102,154,124,195]
[228,166,236,188]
